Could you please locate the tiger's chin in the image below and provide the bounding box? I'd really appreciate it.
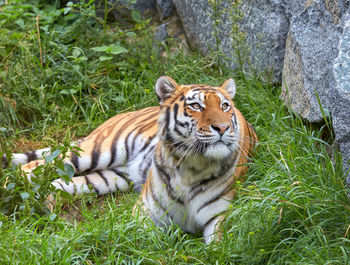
[203,142,234,160]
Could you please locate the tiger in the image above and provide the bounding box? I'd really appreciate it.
[2,76,258,244]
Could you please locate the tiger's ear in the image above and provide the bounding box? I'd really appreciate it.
[155,76,179,103]
[221,78,236,99]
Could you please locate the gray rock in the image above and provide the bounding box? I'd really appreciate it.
[172,1,216,55]
[281,0,350,181]
[332,14,350,180]
[340,142,350,186]
[157,0,174,20]
[281,0,348,123]
[153,22,169,43]
[135,0,157,14]
[238,0,305,82]
[173,0,305,82]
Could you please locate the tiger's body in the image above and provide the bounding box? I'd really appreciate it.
[4,76,258,244]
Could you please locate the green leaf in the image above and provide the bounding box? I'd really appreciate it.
[64,163,74,179]
[57,163,74,183]
[40,25,49,33]
[109,45,128,55]
[72,48,81,58]
[57,189,72,199]
[126,31,137,37]
[15,18,25,29]
[98,55,113,62]
[45,149,61,163]
[63,7,71,15]
[91,44,128,55]
[6,183,15,191]
[60,89,77,95]
[131,9,142,23]
[91,45,110,52]
[49,213,57,221]
[111,96,125,103]
[20,192,30,201]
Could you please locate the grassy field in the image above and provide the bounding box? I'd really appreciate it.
[1,1,350,264]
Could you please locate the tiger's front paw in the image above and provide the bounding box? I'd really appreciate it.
[203,215,224,244]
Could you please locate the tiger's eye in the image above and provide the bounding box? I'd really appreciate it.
[222,103,230,110]
[190,103,201,110]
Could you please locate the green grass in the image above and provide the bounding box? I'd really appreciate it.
[1,1,350,264]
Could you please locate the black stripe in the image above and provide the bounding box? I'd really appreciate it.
[217,150,239,177]
[90,149,100,170]
[164,104,183,143]
[139,146,155,186]
[190,170,235,202]
[124,132,132,162]
[25,151,37,162]
[140,136,154,153]
[174,125,186,137]
[70,142,80,172]
[91,132,106,171]
[173,103,189,137]
[131,133,137,155]
[165,130,175,143]
[165,106,171,130]
[141,156,153,181]
[154,160,184,204]
[108,110,158,168]
[204,215,218,228]
[197,181,234,213]
[232,112,237,128]
[108,126,127,167]
[107,119,137,168]
[190,172,217,189]
[109,140,117,168]
[96,170,109,187]
[173,103,179,121]
[191,88,217,92]
[138,118,157,134]
[128,117,157,157]
[148,176,170,218]
[84,175,100,195]
[189,174,217,198]
[109,168,130,184]
[71,153,80,172]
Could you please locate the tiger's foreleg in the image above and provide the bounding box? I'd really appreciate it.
[46,169,131,212]
[51,169,131,195]
[203,215,225,244]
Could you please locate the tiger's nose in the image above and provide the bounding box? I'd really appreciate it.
[211,124,230,136]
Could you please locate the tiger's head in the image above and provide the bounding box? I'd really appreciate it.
[155,76,240,160]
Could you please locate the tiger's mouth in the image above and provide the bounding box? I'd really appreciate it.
[196,136,233,146]
[194,138,234,153]
[203,141,234,159]
[168,135,235,157]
